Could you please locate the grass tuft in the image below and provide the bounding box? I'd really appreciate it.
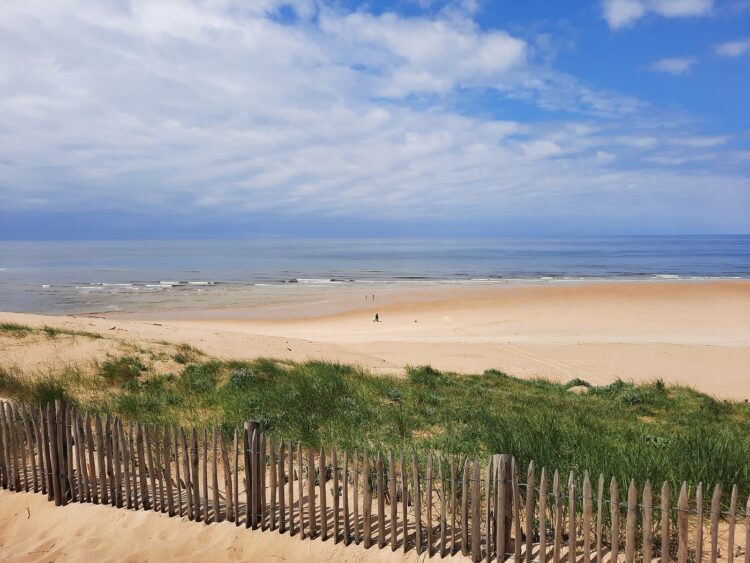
[0,322,33,337]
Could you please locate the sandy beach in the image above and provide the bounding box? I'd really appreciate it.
[0,489,464,562]
[2,280,749,399]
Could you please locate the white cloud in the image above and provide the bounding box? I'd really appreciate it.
[603,0,713,28]
[715,38,750,57]
[648,57,697,75]
[0,0,746,231]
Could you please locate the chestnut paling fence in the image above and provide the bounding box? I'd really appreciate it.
[0,400,748,562]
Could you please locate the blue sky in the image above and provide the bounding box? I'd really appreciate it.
[0,0,748,239]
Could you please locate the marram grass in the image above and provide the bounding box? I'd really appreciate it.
[0,355,748,500]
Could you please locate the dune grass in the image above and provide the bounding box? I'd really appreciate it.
[0,322,33,337]
[0,322,101,339]
[1,354,747,500]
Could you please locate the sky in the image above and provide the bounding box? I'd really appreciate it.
[0,0,749,239]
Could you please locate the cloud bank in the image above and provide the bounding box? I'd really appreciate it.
[0,0,748,236]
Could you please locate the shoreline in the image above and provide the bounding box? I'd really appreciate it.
[2,279,749,399]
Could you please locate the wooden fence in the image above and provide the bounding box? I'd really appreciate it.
[0,399,747,562]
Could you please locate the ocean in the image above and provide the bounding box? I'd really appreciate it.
[1,236,748,314]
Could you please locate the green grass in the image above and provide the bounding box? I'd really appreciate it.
[0,322,34,336]
[98,355,147,385]
[41,325,102,339]
[2,356,749,500]
[0,322,101,339]
[173,343,204,364]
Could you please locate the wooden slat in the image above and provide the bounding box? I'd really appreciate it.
[553,470,562,563]
[173,427,181,516]
[642,480,653,563]
[415,455,423,553]
[119,421,131,509]
[95,414,106,506]
[190,427,200,522]
[129,424,139,510]
[307,446,316,538]
[485,458,492,563]
[112,418,123,508]
[526,461,536,563]
[450,457,457,556]
[332,447,340,542]
[0,402,7,490]
[153,426,164,512]
[727,484,738,563]
[2,403,14,491]
[41,406,53,501]
[400,453,408,553]
[202,428,209,524]
[569,472,577,563]
[539,468,548,563]
[29,405,46,496]
[582,471,592,563]
[242,428,253,528]
[662,481,672,563]
[351,450,359,543]
[105,416,115,506]
[269,437,277,530]
[297,443,304,538]
[626,479,637,563]
[610,477,619,563]
[513,459,522,563]
[135,424,148,510]
[250,425,258,528]
[695,483,703,563]
[260,433,266,529]
[64,404,75,501]
[744,495,750,563]
[288,440,295,535]
[363,451,372,548]
[377,451,385,548]
[471,459,480,563]
[7,402,19,492]
[250,429,258,529]
[233,429,239,525]
[21,407,38,493]
[164,427,174,516]
[461,459,469,557]
[497,457,508,561]
[343,450,350,545]
[278,439,286,533]
[180,427,193,520]
[212,429,220,523]
[426,453,434,556]
[389,451,397,552]
[320,447,328,541]
[596,474,604,563]
[12,404,27,492]
[145,425,157,511]
[56,403,68,503]
[49,403,62,505]
[677,482,688,563]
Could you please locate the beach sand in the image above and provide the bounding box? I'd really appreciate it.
[1,280,749,561]
[1,280,749,399]
[0,489,464,562]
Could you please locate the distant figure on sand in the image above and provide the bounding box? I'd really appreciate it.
[374,313,379,322]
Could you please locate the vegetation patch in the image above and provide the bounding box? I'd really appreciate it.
[98,355,147,385]
[0,356,748,499]
[0,322,34,337]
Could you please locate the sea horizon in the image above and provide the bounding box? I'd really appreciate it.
[1,235,748,314]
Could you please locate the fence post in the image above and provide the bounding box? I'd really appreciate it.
[494,454,512,560]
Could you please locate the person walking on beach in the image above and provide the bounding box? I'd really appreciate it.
[374,313,379,322]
